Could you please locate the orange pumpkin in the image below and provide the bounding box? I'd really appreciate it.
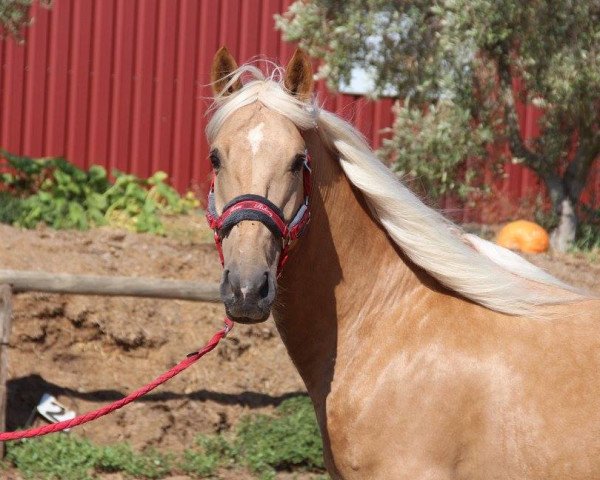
[496,220,549,253]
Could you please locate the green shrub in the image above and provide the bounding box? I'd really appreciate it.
[16,161,111,230]
[0,150,198,234]
[234,396,324,476]
[0,191,23,224]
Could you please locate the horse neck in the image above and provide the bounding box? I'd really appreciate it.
[273,130,422,399]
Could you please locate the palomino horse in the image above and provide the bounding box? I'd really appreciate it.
[205,47,600,479]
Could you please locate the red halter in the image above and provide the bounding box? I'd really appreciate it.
[205,152,312,275]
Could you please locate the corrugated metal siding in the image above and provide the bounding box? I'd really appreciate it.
[0,0,597,222]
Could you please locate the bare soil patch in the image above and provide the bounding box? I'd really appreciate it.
[0,222,305,456]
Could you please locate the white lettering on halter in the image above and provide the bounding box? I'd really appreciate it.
[247,123,264,156]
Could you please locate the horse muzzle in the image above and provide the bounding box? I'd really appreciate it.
[220,267,276,323]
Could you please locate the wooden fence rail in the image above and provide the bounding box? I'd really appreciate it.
[0,270,223,453]
[0,270,221,302]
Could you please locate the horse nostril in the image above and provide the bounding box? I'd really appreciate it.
[220,269,237,301]
[259,272,270,300]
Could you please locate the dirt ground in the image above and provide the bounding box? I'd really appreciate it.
[1,218,308,479]
[0,219,599,478]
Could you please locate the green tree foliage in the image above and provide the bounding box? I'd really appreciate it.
[380,99,494,202]
[0,0,51,39]
[277,0,600,250]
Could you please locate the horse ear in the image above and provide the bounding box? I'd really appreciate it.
[284,49,313,100]
[211,46,242,96]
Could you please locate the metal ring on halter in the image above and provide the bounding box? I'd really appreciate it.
[223,320,233,336]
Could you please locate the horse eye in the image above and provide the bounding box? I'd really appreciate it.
[209,150,221,171]
[291,153,306,173]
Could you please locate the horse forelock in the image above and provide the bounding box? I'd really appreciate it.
[206,62,590,318]
[206,63,318,145]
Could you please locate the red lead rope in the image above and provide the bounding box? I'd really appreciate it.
[0,318,233,442]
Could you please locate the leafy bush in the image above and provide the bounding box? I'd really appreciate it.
[0,150,198,234]
[0,191,23,224]
[15,161,111,231]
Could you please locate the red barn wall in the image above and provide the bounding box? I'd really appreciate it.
[0,0,597,222]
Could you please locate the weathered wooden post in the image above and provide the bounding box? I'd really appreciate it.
[0,284,12,457]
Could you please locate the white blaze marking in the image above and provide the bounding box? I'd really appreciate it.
[247,123,264,156]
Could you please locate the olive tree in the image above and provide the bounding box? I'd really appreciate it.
[277,0,600,251]
[0,0,51,39]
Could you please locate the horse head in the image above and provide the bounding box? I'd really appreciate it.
[206,47,314,324]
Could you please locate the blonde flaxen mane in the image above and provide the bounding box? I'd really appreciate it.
[207,63,588,317]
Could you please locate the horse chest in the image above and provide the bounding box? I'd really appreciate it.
[323,363,436,478]
[321,343,484,479]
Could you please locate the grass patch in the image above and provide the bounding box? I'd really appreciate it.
[5,396,327,479]
[6,435,98,480]
[6,435,171,480]
[96,443,172,478]
[181,435,237,477]
[234,396,324,477]
[182,397,325,479]
[7,435,101,480]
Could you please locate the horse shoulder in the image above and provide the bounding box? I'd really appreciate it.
[323,302,492,478]
[324,298,600,479]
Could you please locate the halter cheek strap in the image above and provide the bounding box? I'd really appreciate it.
[205,152,312,275]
